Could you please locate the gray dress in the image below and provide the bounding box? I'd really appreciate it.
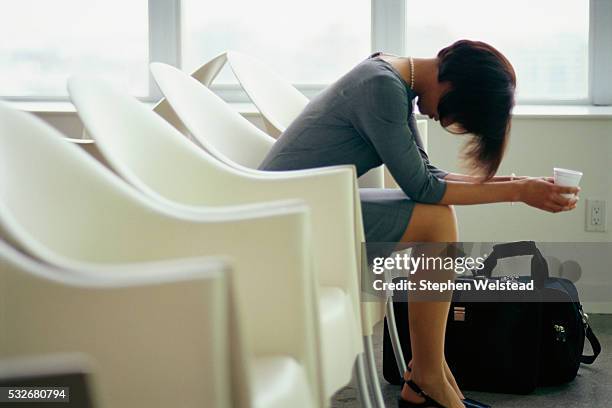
[258,52,448,244]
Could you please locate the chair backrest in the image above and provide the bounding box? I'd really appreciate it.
[0,240,232,408]
[68,76,251,208]
[153,52,228,136]
[226,51,309,134]
[151,63,275,170]
[0,101,177,268]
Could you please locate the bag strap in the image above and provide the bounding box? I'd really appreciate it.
[486,241,540,260]
[477,241,549,287]
[581,324,602,364]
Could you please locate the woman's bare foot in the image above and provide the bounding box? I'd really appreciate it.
[405,360,465,403]
[400,371,464,408]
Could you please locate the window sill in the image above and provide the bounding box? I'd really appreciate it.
[511,105,612,119]
[416,105,612,120]
[7,100,612,119]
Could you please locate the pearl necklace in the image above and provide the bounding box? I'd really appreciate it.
[409,57,415,90]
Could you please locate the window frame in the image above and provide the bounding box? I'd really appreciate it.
[2,0,610,106]
[148,0,181,101]
[590,0,612,105]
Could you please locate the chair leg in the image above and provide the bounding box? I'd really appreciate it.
[385,297,407,378]
[363,335,386,408]
[355,354,373,408]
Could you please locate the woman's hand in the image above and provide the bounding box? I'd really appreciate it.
[517,177,579,213]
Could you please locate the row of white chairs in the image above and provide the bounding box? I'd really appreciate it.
[1,51,425,407]
[0,98,322,407]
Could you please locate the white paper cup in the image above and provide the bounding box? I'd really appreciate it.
[553,168,582,198]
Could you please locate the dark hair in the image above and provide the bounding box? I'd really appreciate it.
[437,39,516,179]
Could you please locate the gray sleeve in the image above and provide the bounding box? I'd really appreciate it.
[407,114,449,180]
[351,75,447,203]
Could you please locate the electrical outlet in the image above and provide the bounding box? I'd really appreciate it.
[586,199,606,232]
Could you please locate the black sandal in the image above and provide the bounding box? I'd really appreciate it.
[403,367,491,408]
[461,398,491,408]
[398,379,446,408]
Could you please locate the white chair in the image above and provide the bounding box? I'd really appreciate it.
[0,102,323,408]
[226,51,308,138]
[153,52,228,139]
[150,62,391,406]
[68,77,369,406]
[70,53,228,162]
[154,57,274,171]
[0,239,232,408]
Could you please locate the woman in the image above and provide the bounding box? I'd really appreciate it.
[259,40,579,408]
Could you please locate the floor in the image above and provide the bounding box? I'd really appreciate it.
[332,314,611,408]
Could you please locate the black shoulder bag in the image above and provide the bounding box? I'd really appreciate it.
[383,241,601,394]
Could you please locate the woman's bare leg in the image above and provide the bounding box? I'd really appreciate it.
[397,203,464,408]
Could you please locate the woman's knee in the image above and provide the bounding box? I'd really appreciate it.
[402,203,458,242]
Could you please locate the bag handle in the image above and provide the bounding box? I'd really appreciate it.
[581,320,602,364]
[477,241,549,287]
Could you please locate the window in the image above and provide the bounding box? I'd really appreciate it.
[405,0,590,102]
[182,0,371,85]
[0,0,149,98]
[1,0,610,105]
